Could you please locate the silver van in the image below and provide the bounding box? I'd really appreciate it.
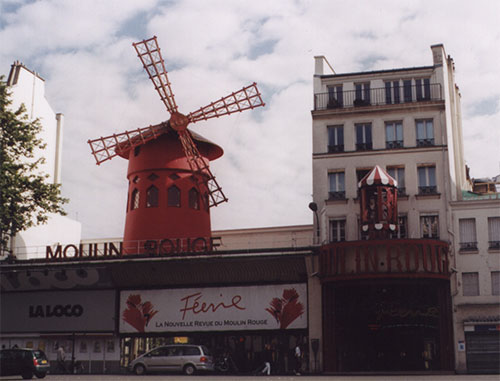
[129,344,214,375]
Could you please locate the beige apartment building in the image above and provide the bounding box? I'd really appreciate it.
[311,44,499,373]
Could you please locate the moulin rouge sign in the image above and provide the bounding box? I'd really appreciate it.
[320,239,450,279]
[119,284,308,333]
[45,236,222,261]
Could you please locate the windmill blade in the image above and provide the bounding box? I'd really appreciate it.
[187,83,265,123]
[177,130,228,208]
[133,36,178,115]
[88,122,168,165]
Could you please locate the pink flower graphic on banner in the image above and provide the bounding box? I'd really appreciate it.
[122,294,158,332]
[265,288,304,329]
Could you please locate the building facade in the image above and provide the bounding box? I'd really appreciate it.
[451,191,500,373]
[310,44,498,373]
[3,62,81,260]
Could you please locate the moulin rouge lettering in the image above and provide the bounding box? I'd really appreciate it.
[45,237,221,261]
[179,292,246,320]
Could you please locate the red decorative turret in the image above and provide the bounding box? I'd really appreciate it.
[358,165,398,239]
[87,37,264,254]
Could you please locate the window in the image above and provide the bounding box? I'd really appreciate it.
[131,189,140,210]
[418,165,437,194]
[385,81,400,104]
[488,217,500,249]
[148,173,159,181]
[146,186,159,208]
[328,172,345,200]
[492,272,500,296]
[387,166,405,195]
[167,185,181,207]
[459,218,477,251]
[188,188,200,210]
[421,215,439,239]
[355,123,372,150]
[462,272,479,296]
[403,79,412,102]
[389,215,408,239]
[356,169,371,184]
[416,78,431,101]
[416,119,434,146]
[354,83,370,106]
[327,125,344,152]
[385,121,403,148]
[327,85,343,108]
[329,219,346,242]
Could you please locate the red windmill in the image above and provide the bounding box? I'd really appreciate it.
[88,36,265,255]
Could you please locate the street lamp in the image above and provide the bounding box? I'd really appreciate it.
[308,202,320,244]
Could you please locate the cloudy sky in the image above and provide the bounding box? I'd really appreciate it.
[1,0,499,239]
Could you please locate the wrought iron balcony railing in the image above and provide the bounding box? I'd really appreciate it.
[489,241,500,250]
[417,138,435,147]
[328,191,346,200]
[418,186,438,195]
[386,140,404,149]
[459,242,478,251]
[328,144,344,153]
[314,83,442,111]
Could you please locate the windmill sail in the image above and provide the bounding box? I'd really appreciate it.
[133,36,178,115]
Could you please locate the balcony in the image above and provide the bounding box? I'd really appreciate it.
[459,242,478,252]
[328,144,344,153]
[314,83,442,111]
[416,138,435,147]
[489,241,500,250]
[418,186,438,195]
[386,140,404,149]
[328,191,346,201]
[355,142,373,151]
[396,187,407,197]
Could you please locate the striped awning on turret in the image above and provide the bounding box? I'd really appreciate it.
[358,165,397,188]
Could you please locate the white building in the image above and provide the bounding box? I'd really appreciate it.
[5,62,81,259]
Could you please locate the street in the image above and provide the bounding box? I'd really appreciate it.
[2,374,499,381]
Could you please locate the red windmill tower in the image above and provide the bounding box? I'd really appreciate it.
[88,37,265,255]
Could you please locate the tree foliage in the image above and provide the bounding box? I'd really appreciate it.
[0,76,68,256]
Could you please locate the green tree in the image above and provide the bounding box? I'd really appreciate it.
[0,76,68,257]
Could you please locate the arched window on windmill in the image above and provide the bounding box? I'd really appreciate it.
[146,185,159,208]
[189,188,200,210]
[167,185,181,207]
[131,189,140,210]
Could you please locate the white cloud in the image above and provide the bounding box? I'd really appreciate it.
[1,0,499,239]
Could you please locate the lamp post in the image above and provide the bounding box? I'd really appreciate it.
[308,202,320,244]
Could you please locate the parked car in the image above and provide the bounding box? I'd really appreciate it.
[0,348,50,379]
[129,344,214,375]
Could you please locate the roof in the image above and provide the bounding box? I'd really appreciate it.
[318,65,435,80]
[358,165,397,188]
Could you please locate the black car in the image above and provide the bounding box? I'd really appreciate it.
[0,348,50,379]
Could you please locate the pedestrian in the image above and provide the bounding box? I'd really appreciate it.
[294,343,302,375]
[261,344,272,375]
[56,344,66,373]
